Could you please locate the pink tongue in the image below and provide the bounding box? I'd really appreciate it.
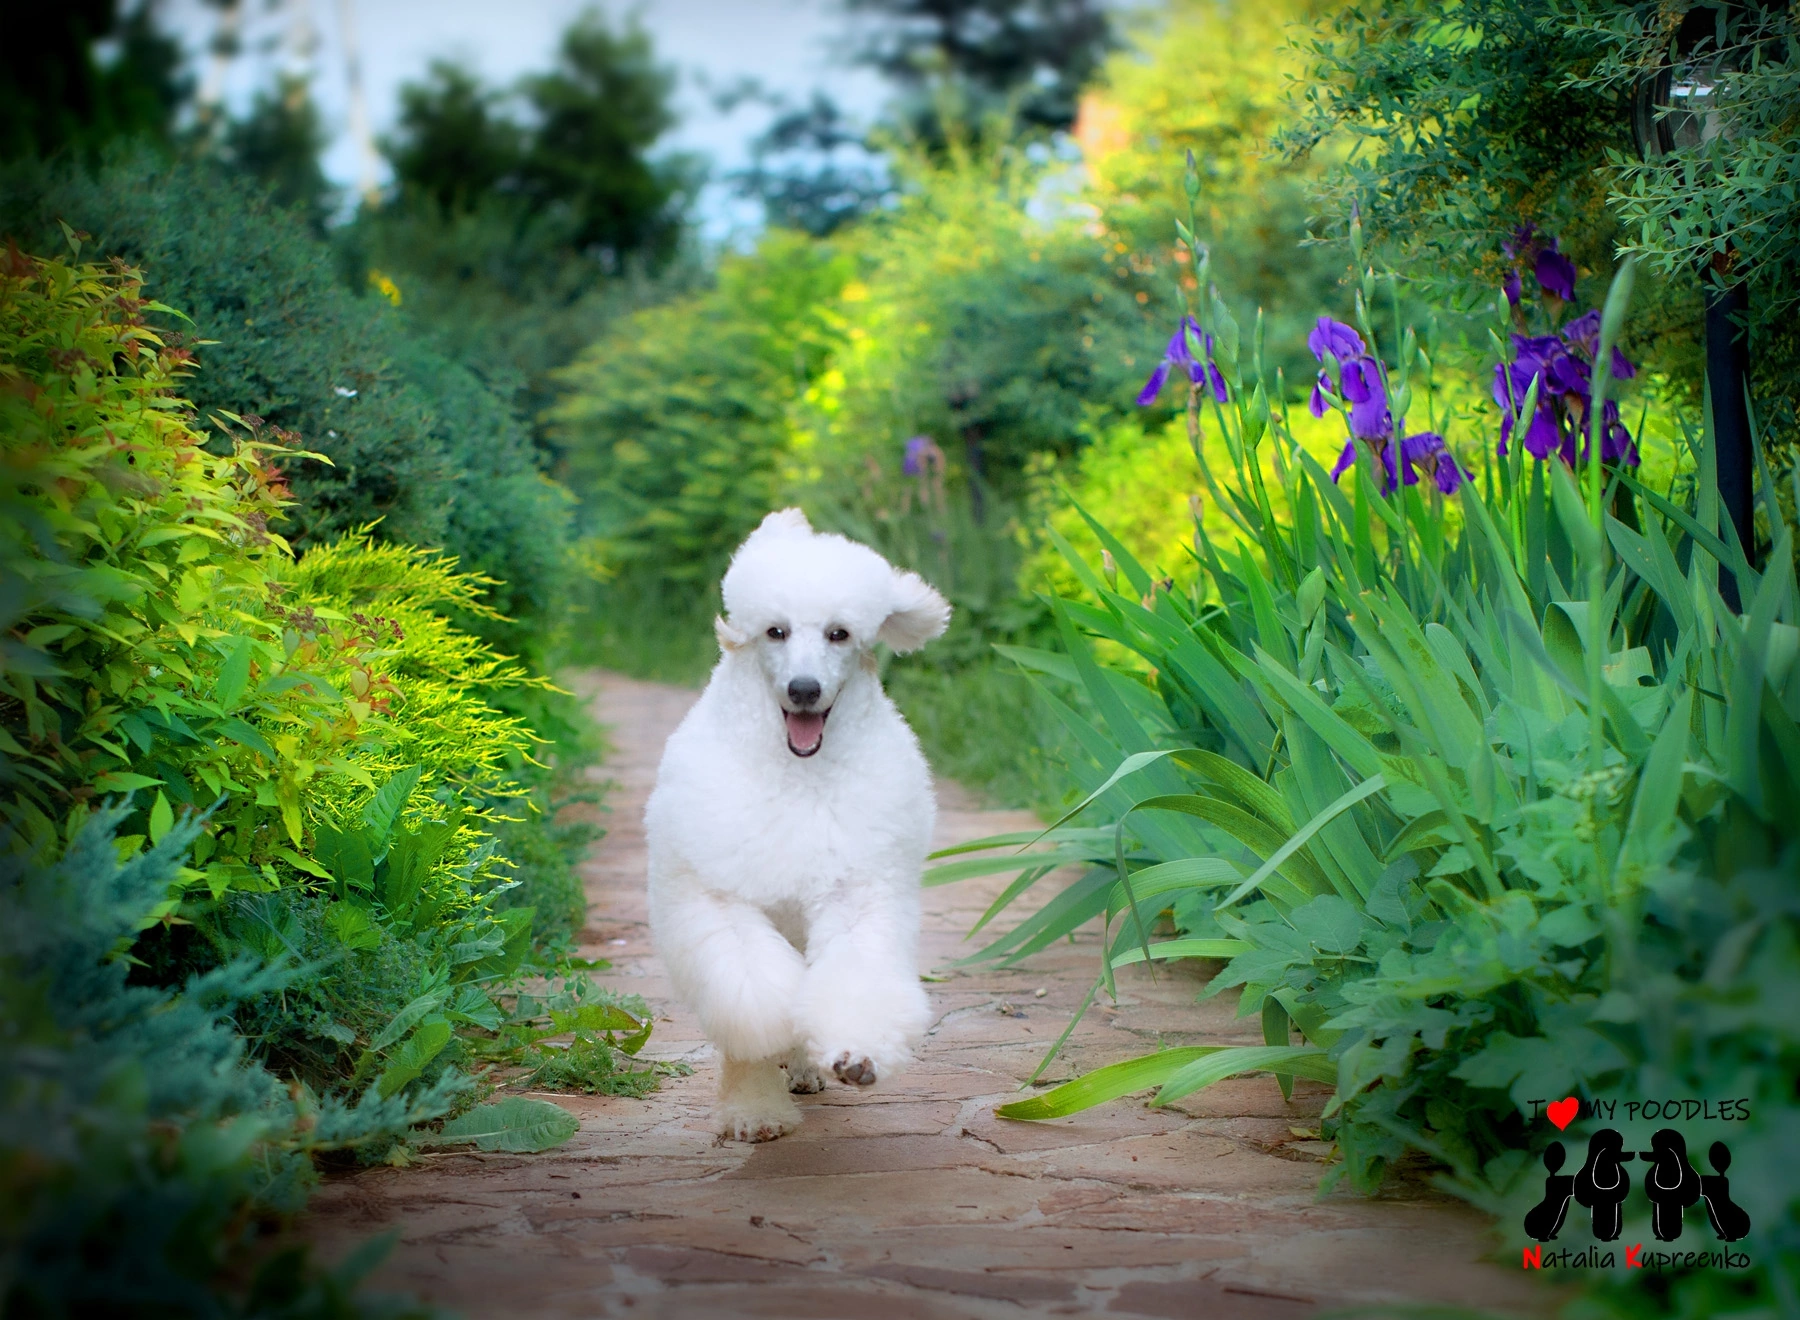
[785,710,825,753]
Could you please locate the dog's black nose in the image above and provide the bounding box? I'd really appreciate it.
[787,676,822,707]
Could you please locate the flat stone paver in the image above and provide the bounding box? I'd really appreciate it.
[303,672,1552,1318]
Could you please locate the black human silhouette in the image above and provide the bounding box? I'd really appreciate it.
[1573,1128,1634,1241]
[1700,1141,1753,1242]
[1522,1142,1576,1242]
[1639,1128,1702,1242]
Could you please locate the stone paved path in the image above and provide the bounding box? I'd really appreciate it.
[305,672,1550,1319]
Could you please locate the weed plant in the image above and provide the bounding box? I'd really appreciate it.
[944,165,1799,1313]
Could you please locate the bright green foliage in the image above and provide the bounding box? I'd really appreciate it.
[1,805,456,1318]
[951,204,1798,1306]
[549,229,856,623]
[0,152,575,656]
[804,140,1154,497]
[1571,4,1799,318]
[1083,0,1349,393]
[1,245,632,1116]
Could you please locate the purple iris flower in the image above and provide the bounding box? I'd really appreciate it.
[1535,243,1578,301]
[1136,316,1228,407]
[903,435,931,476]
[1503,267,1522,307]
[1305,317,1389,438]
[1340,359,1392,440]
[1560,310,1637,379]
[1502,223,1537,261]
[1329,430,1463,496]
[1307,316,1365,362]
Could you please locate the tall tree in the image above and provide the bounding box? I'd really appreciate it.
[733,92,890,236]
[0,0,186,162]
[379,12,687,269]
[847,0,1115,135]
[384,61,524,216]
[222,73,334,233]
[518,12,685,266]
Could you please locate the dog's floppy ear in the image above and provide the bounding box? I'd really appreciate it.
[877,569,951,653]
[714,616,749,651]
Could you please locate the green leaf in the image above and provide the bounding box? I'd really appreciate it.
[380,814,461,915]
[217,718,276,758]
[323,901,382,951]
[214,635,253,709]
[996,1048,1222,1120]
[94,771,163,793]
[1622,690,1692,872]
[1176,749,1295,833]
[274,846,333,880]
[313,823,376,891]
[1154,1045,1336,1106]
[923,846,1091,887]
[549,1004,645,1036]
[1286,894,1365,955]
[1262,996,1294,1100]
[361,765,424,846]
[371,989,449,1050]
[374,1018,452,1098]
[426,1098,578,1153]
[1215,774,1387,908]
[147,790,174,844]
[1110,939,1251,968]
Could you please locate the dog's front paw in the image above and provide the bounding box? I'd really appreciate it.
[831,1052,879,1087]
[718,1101,800,1143]
[782,1058,827,1094]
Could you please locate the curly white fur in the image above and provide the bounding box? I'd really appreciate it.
[645,509,950,1142]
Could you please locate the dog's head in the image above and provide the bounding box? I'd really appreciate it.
[714,509,950,758]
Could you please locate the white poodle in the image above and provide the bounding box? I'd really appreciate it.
[645,509,951,1142]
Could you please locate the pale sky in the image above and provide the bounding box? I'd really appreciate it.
[157,0,892,239]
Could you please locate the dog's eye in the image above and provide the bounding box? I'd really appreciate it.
[766,626,787,641]
[827,627,850,643]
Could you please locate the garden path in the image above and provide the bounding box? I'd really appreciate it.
[304,672,1552,1319]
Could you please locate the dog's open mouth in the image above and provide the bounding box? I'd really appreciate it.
[784,708,830,757]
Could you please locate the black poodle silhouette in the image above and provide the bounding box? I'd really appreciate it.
[1700,1142,1753,1242]
[1573,1128,1634,1241]
[1522,1142,1576,1242]
[1640,1128,1701,1242]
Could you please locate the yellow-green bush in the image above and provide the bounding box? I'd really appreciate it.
[1,243,590,1098]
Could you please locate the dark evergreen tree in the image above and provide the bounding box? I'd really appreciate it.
[384,60,525,215]
[846,0,1114,135]
[517,12,686,265]
[0,0,187,162]
[222,73,335,233]
[733,92,890,236]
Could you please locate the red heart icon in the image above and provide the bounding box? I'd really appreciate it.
[1547,1097,1579,1130]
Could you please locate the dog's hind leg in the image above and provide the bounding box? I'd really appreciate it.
[718,1055,801,1142]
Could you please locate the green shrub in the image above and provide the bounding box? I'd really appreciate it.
[0,244,628,1104]
[946,186,1797,1311]
[0,151,574,659]
[0,801,457,1316]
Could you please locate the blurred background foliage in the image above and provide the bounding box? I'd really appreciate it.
[3,0,1797,1312]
